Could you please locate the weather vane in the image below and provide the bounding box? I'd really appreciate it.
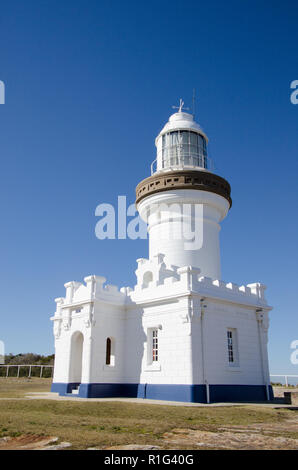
[172,98,189,113]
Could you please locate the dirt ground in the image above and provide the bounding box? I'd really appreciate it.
[161,413,298,450]
[0,435,71,450]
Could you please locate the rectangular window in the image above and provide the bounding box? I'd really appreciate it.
[227,328,239,366]
[152,329,158,362]
[145,327,161,371]
[227,330,234,363]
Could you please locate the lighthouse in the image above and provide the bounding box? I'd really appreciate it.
[51,101,273,403]
[136,100,231,280]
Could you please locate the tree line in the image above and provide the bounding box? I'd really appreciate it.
[4,353,54,365]
[0,353,55,377]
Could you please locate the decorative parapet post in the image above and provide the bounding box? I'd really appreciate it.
[64,282,72,302]
[177,266,201,292]
[64,281,80,303]
[54,297,64,316]
[84,275,106,299]
[53,297,64,339]
[247,283,267,302]
[84,275,96,299]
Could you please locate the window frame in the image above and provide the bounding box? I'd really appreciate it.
[226,328,239,367]
[147,327,160,367]
[152,329,158,362]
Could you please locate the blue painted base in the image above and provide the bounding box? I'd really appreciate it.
[209,384,274,402]
[51,382,273,403]
[51,382,80,395]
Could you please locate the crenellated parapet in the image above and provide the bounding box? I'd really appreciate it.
[134,253,179,290]
[50,274,127,337]
[51,252,271,340]
[52,252,270,331]
[61,275,126,305]
[126,253,270,309]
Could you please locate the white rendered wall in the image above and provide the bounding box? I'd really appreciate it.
[88,302,126,384]
[123,299,194,385]
[52,310,95,384]
[52,334,71,384]
[191,301,265,386]
[137,190,230,280]
[125,260,270,388]
[123,301,268,388]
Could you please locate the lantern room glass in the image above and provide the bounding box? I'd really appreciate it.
[161,130,207,169]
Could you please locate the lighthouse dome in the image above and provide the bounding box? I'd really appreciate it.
[155,111,208,144]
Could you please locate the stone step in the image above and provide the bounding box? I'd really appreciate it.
[284,391,298,405]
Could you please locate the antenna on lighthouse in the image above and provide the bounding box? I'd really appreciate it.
[192,88,196,120]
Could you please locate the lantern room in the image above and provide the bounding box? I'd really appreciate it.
[152,102,212,174]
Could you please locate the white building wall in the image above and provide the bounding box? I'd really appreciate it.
[138,190,230,280]
[89,302,126,384]
[140,302,193,385]
[122,310,145,383]
[200,301,264,386]
[52,333,70,384]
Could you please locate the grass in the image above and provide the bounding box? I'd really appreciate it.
[0,378,296,449]
[0,377,52,398]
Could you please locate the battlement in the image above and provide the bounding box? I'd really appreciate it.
[125,254,269,308]
[53,253,269,319]
[54,274,126,314]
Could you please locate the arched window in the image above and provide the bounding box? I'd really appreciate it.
[143,271,153,288]
[106,337,111,365]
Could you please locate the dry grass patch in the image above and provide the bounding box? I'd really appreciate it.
[0,378,51,398]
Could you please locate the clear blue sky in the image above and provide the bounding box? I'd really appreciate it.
[0,0,297,377]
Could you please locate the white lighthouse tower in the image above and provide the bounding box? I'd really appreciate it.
[137,100,231,279]
[51,101,273,403]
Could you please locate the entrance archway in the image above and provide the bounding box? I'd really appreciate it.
[69,331,84,383]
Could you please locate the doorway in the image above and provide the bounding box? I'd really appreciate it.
[69,331,84,383]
